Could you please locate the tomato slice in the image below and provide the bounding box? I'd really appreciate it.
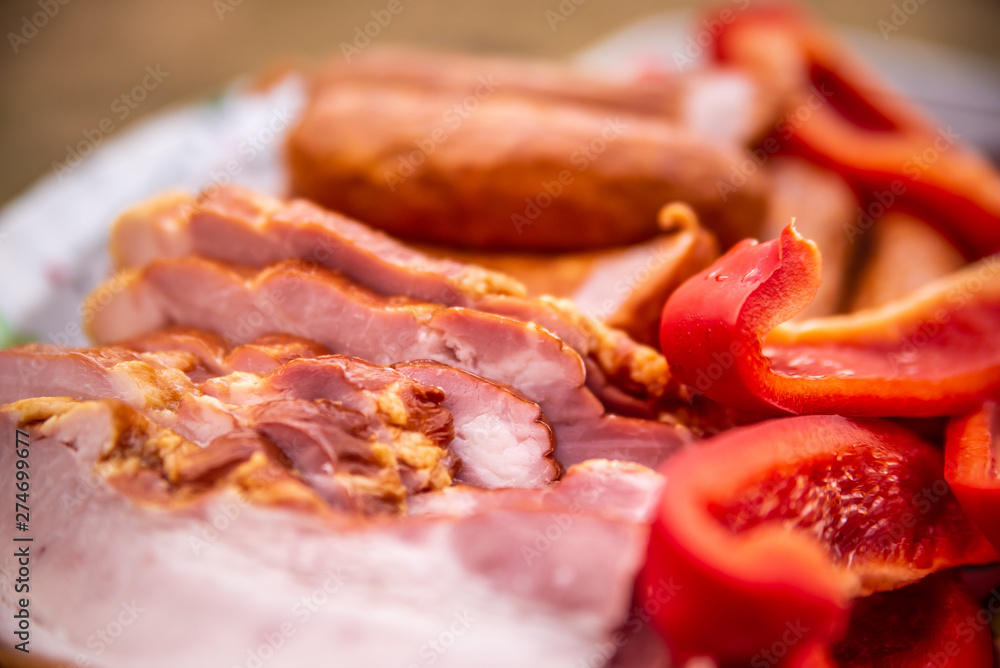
[659,225,1000,417]
[705,4,1000,260]
[638,415,998,665]
[946,401,1000,552]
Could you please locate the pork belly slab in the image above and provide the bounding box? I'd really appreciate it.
[0,398,663,668]
[109,186,670,411]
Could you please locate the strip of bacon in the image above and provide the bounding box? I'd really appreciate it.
[86,260,691,465]
[110,186,671,412]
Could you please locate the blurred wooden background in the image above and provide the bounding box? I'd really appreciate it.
[1,0,999,206]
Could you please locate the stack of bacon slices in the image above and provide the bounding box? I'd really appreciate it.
[4,4,1000,668]
[0,182,692,666]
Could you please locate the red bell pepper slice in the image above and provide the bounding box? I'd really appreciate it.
[830,573,994,668]
[706,4,1000,260]
[946,401,1000,553]
[791,573,994,667]
[660,225,1000,417]
[637,414,997,665]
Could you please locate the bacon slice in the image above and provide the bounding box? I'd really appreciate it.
[234,356,558,489]
[0,343,198,408]
[85,259,691,465]
[430,203,718,349]
[87,258,596,421]
[124,328,331,376]
[110,186,670,410]
[111,186,525,304]
[3,331,681,483]
[0,342,459,512]
[1,399,658,668]
[3,348,459,514]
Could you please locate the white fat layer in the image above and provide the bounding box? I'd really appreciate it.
[455,413,545,488]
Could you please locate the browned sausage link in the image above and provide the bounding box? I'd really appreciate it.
[287,52,770,251]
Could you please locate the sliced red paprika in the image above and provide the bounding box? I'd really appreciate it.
[794,573,994,667]
[705,4,1000,259]
[637,415,997,665]
[829,573,994,668]
[946,401,1000,553]
[660,225,1000,417]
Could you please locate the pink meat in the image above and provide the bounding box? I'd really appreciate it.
[0,343,198,408]
[393,360,559,489]
[85,260,691,466]
[86,257,601,425]
[1,399,657,668]
[110,186,669,408]
[123,328,330,376]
